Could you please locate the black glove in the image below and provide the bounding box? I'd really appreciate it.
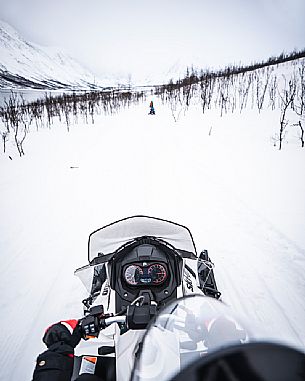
[43,319,82,354]
[33,320,81,381]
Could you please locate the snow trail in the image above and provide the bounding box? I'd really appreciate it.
[0,101,304,380]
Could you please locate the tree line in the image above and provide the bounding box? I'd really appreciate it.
[1,49,304,155]
[0,89,147,156]
[155,49,305,149]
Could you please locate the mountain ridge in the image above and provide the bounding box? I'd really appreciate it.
[0,20,101,90]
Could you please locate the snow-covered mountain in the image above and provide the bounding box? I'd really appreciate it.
[0,20,102,90]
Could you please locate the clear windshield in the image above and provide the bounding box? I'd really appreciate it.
[131,295,254,381]
[88,215,197,262]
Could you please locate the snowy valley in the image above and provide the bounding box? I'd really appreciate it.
[0,38,305,381]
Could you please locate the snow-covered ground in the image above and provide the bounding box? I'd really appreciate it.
[0,96,305,380]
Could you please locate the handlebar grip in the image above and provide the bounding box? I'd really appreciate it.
[103,316,126,327]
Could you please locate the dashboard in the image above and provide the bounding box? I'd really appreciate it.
[112,242,182,313]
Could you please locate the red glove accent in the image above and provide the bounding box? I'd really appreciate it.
[43,319,82,350]
[60,319,79,334]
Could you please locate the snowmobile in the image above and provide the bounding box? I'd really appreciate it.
[73,215,220,379]
[148,106,155,115]
[73,215,305,381]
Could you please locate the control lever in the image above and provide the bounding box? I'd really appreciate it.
[80,305,127,339]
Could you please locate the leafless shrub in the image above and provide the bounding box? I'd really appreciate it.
[290,61,305,148]
[237,73,252,112]
[200,72,216,113]
[1,131,9,153]
[1,92,26,156]
[277,78,296,150]
[256,67,272,112]
[292,121,304,147]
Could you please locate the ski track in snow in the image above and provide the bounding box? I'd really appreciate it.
[0,102,305,380]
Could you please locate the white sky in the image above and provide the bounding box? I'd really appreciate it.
[0,0,304,79]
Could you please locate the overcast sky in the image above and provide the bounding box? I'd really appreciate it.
[0,0,304,80]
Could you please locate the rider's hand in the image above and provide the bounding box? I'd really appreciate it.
[43,319,82,354]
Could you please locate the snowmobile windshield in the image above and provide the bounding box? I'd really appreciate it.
[88,215,197,263]
[131,295,254,381]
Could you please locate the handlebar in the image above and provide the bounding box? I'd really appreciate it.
[80,300,156,338]
[103,315,126,327]
[80,309,127,339]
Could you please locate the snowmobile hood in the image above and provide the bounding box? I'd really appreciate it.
[88,215,197,264]
[131,295,254,381]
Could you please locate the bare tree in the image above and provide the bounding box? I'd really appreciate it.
[1,131,9,153]
[291,61,305,147]
[256,67,271,112]
[3,92,25,156]
[278,78,296,150]
[268,75,278,110]
[238,72,253,112]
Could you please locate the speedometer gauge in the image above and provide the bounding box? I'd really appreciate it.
[124,265,143,285]
[148,263,167,285]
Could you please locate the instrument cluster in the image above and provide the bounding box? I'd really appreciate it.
[124,262,168,286]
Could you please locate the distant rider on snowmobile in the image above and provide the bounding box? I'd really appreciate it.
[149,100,155,115]
[32,319,101,381]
